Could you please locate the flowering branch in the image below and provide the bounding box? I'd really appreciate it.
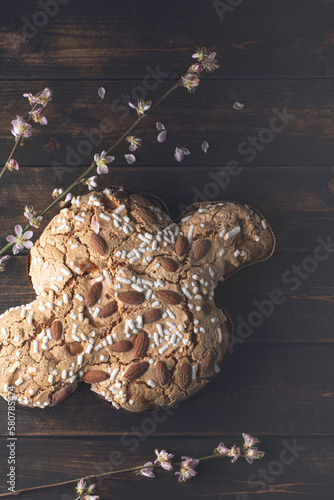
[0,434,264,498]
[0,48,218,268]
[0,88,52,182]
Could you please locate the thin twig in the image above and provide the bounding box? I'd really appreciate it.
[0,103,39,182]
[0,80,181,257]
[0,454,219,498]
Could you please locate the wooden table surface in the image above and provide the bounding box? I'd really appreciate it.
[0,1,334,498]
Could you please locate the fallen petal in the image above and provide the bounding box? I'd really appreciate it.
[180,147,190,155]
[201,141,209,153]
[92,220,100,234]
[157,130,167,143]
[174,149,184,162]
[98,87,106,99]
[156,122,165,131]
[125,154,136,164]
[233,101,245,110]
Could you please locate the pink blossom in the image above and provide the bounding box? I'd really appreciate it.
[76,479,86,495]
[126,135,141,151]
[23,87,52,107]
[6,225,33,255]
[60,193,73,207]
[129,100,151,116]
[242,433,260,449]
[6,159,19,171]
[180,72,200,93]
[87,484,97,494]
[175,456,199,483]
[124,154,136,164]
[154,449,174,471]
[29,107,48,125]
[244,447,265,464]
[24,206,43,228]
[11,116,32,138]
[228,445,241,463]
[214,443,241,463]
[86,176,98,191]
[215,442,231,456]
[192,48,219,70]
[137,462,155,478]
[52,188,63,199]
[94,151,115,174]
[202,51,219,72]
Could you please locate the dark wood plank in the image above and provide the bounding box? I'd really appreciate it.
[1,166,334,252]
[1,80,334,167]
[1,253,334,343]
[0,436,332,499]
[1,0,334,79]
[0,345,332,436]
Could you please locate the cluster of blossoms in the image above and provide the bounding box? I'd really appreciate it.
[6,88,53,174]
[214,433,265,465]
[181,47,219,92]
[76,479,99,500]
[1,49,219,265]
[135,434,264,486]
[12,88,52,140]
[24,205,43,229]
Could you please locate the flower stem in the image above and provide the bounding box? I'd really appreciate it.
[0,104,39,182]
[0,453,222,498]
[0,81,181,257]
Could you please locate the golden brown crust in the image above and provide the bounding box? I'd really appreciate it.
[0,188,274,411]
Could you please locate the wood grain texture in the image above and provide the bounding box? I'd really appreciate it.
[0,437,333,499]
[0,80,334,167]
[1,0,334,79]
[1,166,334,252]
[0,1,333,498]
[0,345,332,437]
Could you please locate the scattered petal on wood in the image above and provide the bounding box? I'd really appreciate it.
[201,141,209,153]
[180,147,190,155]
[156,122,165,131]
[125,154,136,164]
[233,101,244,110]
[157,130,167,143]
[174,147,184,162]
[98,87,106,99]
